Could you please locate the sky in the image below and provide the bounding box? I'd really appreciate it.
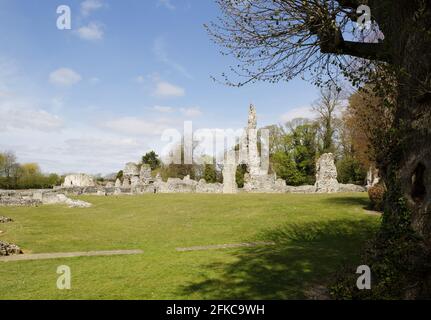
[0,0,320,175]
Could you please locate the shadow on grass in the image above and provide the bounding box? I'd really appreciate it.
[179,219,378,299]
[322,196,371,209]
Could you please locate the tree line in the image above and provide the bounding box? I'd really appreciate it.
[0,151,62,189]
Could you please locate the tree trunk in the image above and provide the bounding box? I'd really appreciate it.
[376,1,431,297]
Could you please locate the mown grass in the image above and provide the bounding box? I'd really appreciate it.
[0,193,379,299]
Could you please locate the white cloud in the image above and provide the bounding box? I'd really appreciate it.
[153,105,174,113]
[158,0,175,10]
[280,106,315,123]
[81,0,104,16]
[76,23,104,40]
[0,105,64,132]
[180,107,202,117]
[49,68,82,86]
[104,117,171,136]
[154,81,185,97]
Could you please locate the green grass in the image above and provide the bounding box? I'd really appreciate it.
[0,193,380,300]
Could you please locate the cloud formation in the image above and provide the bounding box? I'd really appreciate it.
[158,0,175,10]
[154,81,185,97]
[81,0,104,16]
[76,23,104,40]
[180,107,202,117]
[49,68,82,86]
[280,106,315,123]
[104,116,171,136]
[153,105,174,113]
[0,105,64,132]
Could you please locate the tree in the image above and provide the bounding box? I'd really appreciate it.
[271,151,305,186]
[290,123,318,184]
[203,164,217,183]
[21,163,41,176]
[312,86,343,154]
[142,151,161,171]
[235,164,248,188]
[0,151,17,179]
[209,0,431,298]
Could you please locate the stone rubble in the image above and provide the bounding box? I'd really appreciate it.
[0,216,13,223]
[0,240,22,256]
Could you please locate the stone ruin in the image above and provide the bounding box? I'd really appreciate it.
[366,166,380,190]
[0,216,22,256]
[221,105,365,194]
[0,240,22,256]
[222,105,287,194]
[50,105,364,196]
[315,153,339,193]
[0,105,366,206]
[63,174,95,188]
[0,189,92,208]
[0,216,13,223]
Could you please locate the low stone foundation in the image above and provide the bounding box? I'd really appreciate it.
[0,190,42,207]
[0,190,92,208]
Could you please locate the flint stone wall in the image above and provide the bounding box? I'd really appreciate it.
[0,190,42,207]
[123,162,140,177]
[196,179,223,193]
[63,174,95,188]
[243,174,287,193]
[315,153,339,193]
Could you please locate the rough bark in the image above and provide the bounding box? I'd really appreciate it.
[325,0,431,297]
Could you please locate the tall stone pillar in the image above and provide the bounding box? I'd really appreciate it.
[315,153,339,193]
[222,150,237,194]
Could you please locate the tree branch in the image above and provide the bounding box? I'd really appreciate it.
[341,41,391,62]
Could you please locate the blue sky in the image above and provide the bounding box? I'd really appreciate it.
[0,0,319,174]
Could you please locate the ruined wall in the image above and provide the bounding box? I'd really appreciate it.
[315,153,339,193]
[63,174,96,188]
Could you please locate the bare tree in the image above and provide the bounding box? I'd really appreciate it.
[0,151,17,179]
[312,86,343,153]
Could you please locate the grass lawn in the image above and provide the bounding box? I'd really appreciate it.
[0,193,380,300]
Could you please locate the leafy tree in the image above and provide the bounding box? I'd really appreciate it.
[336,156,366,185]
[116,170,124,181]
[142,151,161,171]
[291,123,318,184]
[21,163,41,176]
[271,151,306,186]
[235,164,248,188]
[203,164,217,183]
